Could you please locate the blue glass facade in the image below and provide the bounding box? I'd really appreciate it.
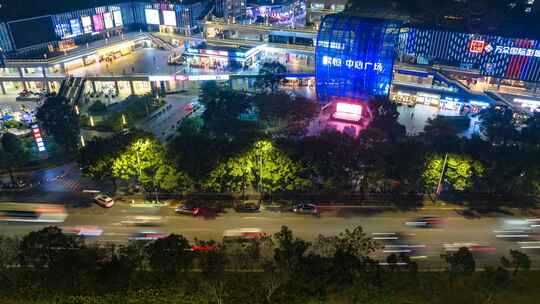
[316,15,401,102]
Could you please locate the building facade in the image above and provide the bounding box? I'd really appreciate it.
[315,15,401,102]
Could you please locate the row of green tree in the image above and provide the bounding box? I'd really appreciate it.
[0,225,536,304]
[77,81,540,196]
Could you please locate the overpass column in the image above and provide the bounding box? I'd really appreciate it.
[129,80,135,95]
[18,68,27,90]
[91,81,97,94]
[114,80,120,96]
[41,66,50,93]
[0,81,6,95]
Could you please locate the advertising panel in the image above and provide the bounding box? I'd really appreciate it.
[55,23,71,38]
[316,15,401,102]
[162,10,177,26]
[81,16,93,33]
[113,10,123,27]
[103,12,113,29]
[398,28,540,82]
[93,14,104,31]
[70,19,82,36]
[145,9,160,25]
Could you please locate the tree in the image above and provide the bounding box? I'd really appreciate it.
[253,92,318,137]
[443,247,476,277]
[480,106,518,145]
[18,226,83,269]
[501,250,531,276]
[273,226,310,272]
[198,245,229,304]
[520,112,540,147]
[255,61,287,92]
[422,116,461,152]
[78,132,133,181]
[1,133,29,184]
[0,236,19,286]
[36,95,80,152]
[204,140,309,194]
[423,153,484,192]
[146,234,193,277]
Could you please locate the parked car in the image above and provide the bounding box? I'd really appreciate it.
[234,201,260,213]
[293,203,319,215]
[94,194,114,208]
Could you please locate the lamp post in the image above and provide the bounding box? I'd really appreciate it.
[436,153,448,197]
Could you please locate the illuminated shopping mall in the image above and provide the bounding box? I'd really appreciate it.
[0,0,539,117]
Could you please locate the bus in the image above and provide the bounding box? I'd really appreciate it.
[0,203,67,223]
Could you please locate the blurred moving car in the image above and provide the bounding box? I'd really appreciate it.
[64,226,103,237]
[129,231,165,241]
[94,194,114,208]
[293,203,319,215]
[0,203,67,223]
[223,228,266,242]
[121,216,164,226]
[234,202,260,213]
[405,216,444,228]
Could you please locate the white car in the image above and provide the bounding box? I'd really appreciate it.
[94,194,114,208]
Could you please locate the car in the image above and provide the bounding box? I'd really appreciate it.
[293,203,319,215]
[234,202,260,213]
[64,226,103,237]
[121,216,164,226]
[94,194,114,208]
[223,228,266,242]
[129,231,165,241]
[405,216,444,228]
[175,204,202,216]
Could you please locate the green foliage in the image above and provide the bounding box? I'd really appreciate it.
[204,140,309,193]
[112,137,191,192]
[1,133,30,183]
[36,95,80,152]
[255,61,287,92]
[253,92,318,137]
[87,100,108,114]
[443,247,476,277]
[501,250,531,276]
[423,153,484,191]
[480,107,518,145]
[146,234,193,276]
[78,133,133,181]
[18,226,83,269]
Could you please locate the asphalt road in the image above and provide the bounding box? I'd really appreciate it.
[1,201,540,268]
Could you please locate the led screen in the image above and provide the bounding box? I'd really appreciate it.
[316,15,401,102]
[81,16,93,33]
[113,10,123,27]
[9,16,57,49]
[103,12,113,29]
[70,19,82,36]
[55,23,71,38]
[145,9,160,25]
[93,14,104,31]
[397,28,540,82]
[163,10,176,26]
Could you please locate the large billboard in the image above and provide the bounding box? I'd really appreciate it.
[163,10,177,26]
[316,15,401,102]
[145,9,160,25]
[9,16,57,49]
[398,28,540,83]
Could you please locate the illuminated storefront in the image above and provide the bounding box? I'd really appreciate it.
[183,43,263,69]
